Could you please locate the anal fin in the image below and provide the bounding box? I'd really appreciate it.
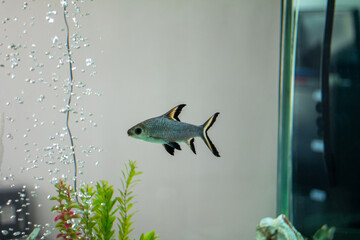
[187,138,196,154]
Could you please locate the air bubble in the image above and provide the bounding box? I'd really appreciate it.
[59,108,69,113]
[85,58,93,66]
[37,95,45,102]
[75,82,86,88]
[11,62,18,69]
[51,177,58,184]
[45,16,54,24]
[52,36,59,44]
[14,96,24,104]
[60,0,68,7]
[84,88,92,95]
[47,10,57,15]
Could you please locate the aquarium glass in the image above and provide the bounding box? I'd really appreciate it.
[279,0,360,239]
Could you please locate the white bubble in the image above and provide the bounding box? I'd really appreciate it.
[85,58,93,66]
[60,0,68,7]
[46,16,54,24]
[52,36,59,44]
[37,95,45,102]
[6,133,13,140]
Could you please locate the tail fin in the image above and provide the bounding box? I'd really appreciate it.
[201,112,220,157]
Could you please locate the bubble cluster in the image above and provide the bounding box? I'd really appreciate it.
[1,0,100,238]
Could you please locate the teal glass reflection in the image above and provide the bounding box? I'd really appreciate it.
[278,0,360,239]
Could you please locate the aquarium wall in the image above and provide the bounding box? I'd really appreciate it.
[278,0,360,239]
[0,1,280,239]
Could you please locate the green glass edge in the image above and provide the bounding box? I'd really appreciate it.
[277,0,297,219]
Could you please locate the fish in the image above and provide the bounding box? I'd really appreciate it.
[127,104,220,157]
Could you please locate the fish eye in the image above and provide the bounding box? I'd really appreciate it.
[135,128,142,135]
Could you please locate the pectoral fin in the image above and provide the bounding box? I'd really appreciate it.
[187,138,196,154]
[163,144,175,155]
[167,142,181,150]
[164,104,186,121]
[163,142,181,156]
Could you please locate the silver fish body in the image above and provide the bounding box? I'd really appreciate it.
[127,104,220,157]
[140,117,201,143]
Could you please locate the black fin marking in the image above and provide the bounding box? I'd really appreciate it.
[202,112,220,157]
[164,104,186,121]
[163,144,175,155]
[187,138,196,154]
[167,142,181,150]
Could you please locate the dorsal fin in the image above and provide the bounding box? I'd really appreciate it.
[164,104,186,121]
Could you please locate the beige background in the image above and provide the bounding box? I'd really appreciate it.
[0,0,280,239]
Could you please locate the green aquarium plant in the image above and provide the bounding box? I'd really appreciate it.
[51,160,159,240]
[118,160,142,240]
[93,180,117,240]
[78,184,97,239]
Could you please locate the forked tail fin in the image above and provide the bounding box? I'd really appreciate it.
[201,112,220,157]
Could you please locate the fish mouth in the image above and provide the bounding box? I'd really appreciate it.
[127,129,132,136]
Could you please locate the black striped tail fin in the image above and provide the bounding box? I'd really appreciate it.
[201,112,220,157]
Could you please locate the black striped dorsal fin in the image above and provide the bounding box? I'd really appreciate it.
[163,144,175,155]
[164,104,186,121]
[187,138,196,154]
